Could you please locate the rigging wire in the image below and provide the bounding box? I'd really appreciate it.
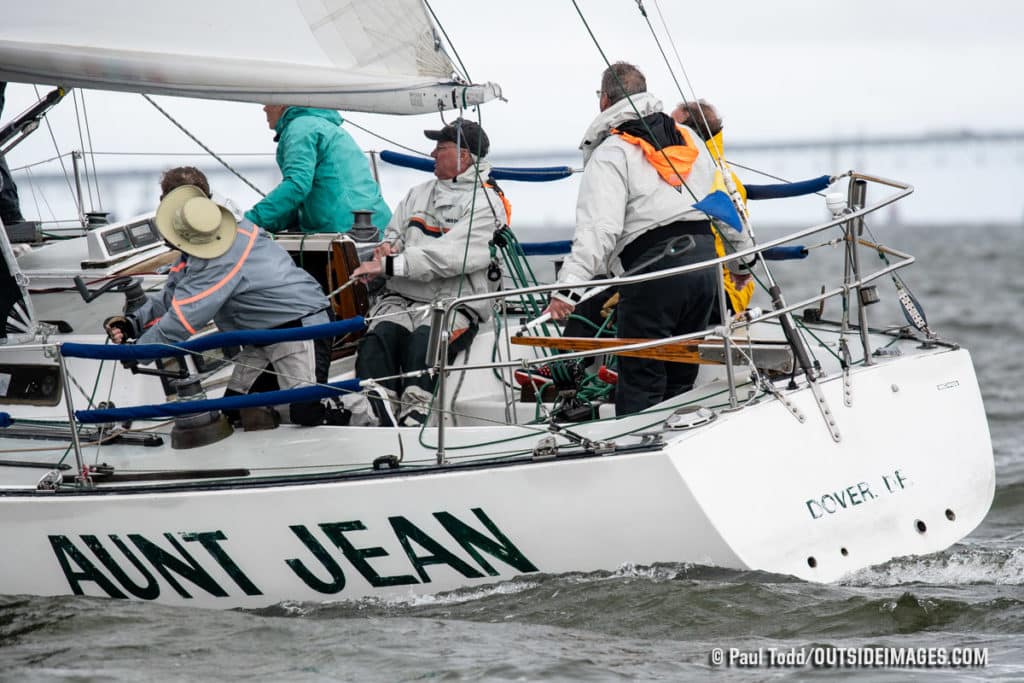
[570,0,700,203]
[141,94,266,197]
[634,1,688,109]
[79,89,104,210]
[342,117,431,157]
[648,0,721,162]
[32,85,80,216]
[22,167,55,223]
[70,90,95,211]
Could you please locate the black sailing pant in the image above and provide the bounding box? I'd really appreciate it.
[615,230,718,416]
[355,319,478,420]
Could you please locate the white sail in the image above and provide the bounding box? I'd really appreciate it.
[0,0,501,115]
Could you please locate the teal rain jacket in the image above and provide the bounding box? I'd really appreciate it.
[244,107,391,234]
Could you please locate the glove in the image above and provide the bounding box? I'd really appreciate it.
[103,315,138,344]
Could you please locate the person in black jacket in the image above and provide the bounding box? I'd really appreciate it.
[0,83,26,227]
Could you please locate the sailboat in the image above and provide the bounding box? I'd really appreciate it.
[0,0,994,609]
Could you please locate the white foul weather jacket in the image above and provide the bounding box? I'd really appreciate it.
[382,161,506,322]
[555,92,752,300]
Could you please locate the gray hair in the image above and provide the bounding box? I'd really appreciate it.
[677,99,722,141]
[601,62,646,105]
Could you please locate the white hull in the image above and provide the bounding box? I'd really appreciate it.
[0,347,993,608]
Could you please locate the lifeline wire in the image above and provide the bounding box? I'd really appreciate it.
[132,333,556,437]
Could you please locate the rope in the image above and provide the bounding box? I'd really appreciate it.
[141,94,266,197]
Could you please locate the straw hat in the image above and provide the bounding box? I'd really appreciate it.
[155,185,238,258]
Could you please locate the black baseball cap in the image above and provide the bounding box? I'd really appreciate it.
[424,118,490,157]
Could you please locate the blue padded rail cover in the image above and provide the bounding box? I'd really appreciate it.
[75,378,364,423]
[61,317,366,361]
[380,150,574,182]
[762,246,809,260]
[0,412,11,428]
[744,175,831,200]
[518,242,809,260]
[519,240,572,256]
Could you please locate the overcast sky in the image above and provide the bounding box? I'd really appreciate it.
[3,0,1023,225]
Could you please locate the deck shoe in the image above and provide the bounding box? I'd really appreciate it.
[338,393,378,426]
[322,406,352,426]
[398,385,433,427]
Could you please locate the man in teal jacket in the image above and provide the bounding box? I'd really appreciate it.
[245,105,391,235]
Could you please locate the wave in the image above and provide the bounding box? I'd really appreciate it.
[843,545,1024,586]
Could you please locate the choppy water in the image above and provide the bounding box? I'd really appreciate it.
[2,223,1022,681]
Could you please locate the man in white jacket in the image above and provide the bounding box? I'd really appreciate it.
[352,119,507,426]
[544,62,753,416]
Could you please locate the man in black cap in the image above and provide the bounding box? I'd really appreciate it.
[351,118,508,426]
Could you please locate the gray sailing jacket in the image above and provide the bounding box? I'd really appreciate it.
[381,161,506,322]
[131,220,328,345]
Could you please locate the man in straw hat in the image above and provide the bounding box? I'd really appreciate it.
[104,167,340,426]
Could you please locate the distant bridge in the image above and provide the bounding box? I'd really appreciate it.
[12,128,1024,181]
[9,128,1024,227]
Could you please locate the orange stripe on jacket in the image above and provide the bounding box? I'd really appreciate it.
[483,183,513,226]
[169,260,187,273]
[408,216,448,235]
[170,226,257,336]
[611,125,699,187]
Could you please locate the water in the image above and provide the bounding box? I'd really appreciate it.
[2,223,1022,681]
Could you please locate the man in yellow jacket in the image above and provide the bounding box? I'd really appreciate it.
[672,99,754,316]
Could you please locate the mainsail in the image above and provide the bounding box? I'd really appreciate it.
[0,0,501,115]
